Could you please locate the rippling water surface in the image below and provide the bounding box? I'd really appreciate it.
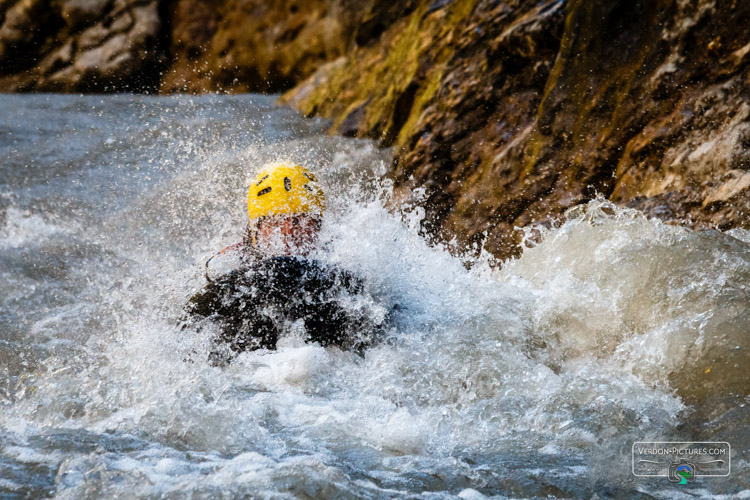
[0,94,748,499]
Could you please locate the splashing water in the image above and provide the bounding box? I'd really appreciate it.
[0,95,748,499]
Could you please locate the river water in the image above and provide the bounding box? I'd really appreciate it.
[0,94,748,499]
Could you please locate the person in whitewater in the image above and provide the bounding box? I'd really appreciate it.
[185,163,384,365]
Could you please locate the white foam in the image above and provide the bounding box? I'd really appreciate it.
[2,96,748,498]
[0,207,70,248]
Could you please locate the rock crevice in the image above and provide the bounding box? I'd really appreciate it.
[282,0,750,258]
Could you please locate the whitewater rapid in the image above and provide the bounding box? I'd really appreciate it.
[0,94,748,499]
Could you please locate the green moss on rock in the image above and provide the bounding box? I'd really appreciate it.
[282,0,750,260]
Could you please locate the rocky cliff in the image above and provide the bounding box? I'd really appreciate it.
[0,0,163,91]
[282,0,750,259]
[1,0,748,259]
[0,0,411,92]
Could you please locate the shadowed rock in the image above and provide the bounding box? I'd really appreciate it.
[158,0,415,93]
[0,0,163,92]
[281,0,750,261]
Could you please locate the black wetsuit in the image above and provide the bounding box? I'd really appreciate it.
[186,256,380,364]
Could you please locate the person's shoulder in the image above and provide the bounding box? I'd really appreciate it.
[250,255,319,280]
[303,258,364,292]
[244,256,363,291]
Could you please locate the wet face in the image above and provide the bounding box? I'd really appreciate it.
[255,215,322,256]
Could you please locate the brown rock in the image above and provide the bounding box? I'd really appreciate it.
[108,8,134,33]
[703,170,750,209]
[77,20,111,50]
[37,39,74,76]
[59,0,109,29]
[0,0,163,92]
[0,0,50,64]
[159,0,417,94]
[282,0,750,259]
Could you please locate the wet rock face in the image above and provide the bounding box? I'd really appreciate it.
[0,0,412,93]
[283,0,750,259]
[160,0,340,93]
[0,0,163,92]
[158,0,417,93]
[0,0,748,259]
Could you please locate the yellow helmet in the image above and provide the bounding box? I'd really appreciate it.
[247,164,325,220]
